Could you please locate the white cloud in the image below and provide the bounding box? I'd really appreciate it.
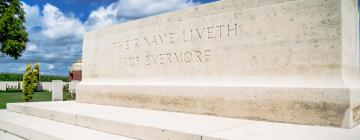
[47,64,55,70]
[85,6,119,30]
[0,1,198,75]
[26,43,38,51]
[115,0,196,18]
[18,2,83,75]
[22,2,41,28]
[85,0,198,30]
[41,4,85,40]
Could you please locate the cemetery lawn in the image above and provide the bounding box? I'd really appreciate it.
[0,91,52,109]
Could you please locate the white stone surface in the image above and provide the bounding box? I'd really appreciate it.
[38,82,68,92]
[203,122,360,140]
[0,130,24,140]
[51,80,63,101]
[76,0,360,128]
[0,110,135,140]
[5,101,360,140]
[80,0,360,88]
[38,82,53,91]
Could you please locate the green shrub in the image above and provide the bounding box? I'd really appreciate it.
[34,63,40,81]
[22,64,38,102]
[63,84,75,101]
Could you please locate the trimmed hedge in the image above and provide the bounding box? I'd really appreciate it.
[0,73,68,82]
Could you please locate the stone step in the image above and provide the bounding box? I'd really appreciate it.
[0,129,23,140]
[6,101,360,140]
[0,110,135,140]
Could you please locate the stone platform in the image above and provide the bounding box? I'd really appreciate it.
[0,108,134,140]
[0,101,359,140]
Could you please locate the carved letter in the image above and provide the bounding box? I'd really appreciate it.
[195,51,202,62]
[151,54,158,64]
[169,33,175,44]
[144,37,151,47]
[173,52,183,63]
[205,50,212,62]
[166,53,172,64]
[190,29,194,41]
[134,39,140,48]
[150,35,158,46]
[124,40,131,50]
[128,57,135,66]
[159,53,165,64]
[227,24,238,37]
[183,30,189,42]
[196,28,205,40]
[158,34,164,46]
[145,55,152,65]
[207,26,215,39]
[135,56,140,65]
[184,52,193,63]
[216,25,225,38]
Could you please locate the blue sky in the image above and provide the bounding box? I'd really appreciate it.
[0,0,217,76]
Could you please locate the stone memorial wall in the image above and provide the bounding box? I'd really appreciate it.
[77,0,360,128]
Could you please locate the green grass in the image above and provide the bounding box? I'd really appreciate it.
[0,91,52,109]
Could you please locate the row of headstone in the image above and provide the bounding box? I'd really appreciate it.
[0,82,21,90]
[0,81,72,91]
[0,81,81,101]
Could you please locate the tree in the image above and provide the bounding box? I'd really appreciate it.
[34,63,39,81]
[33,63,40,91]
[22,64,38,102]
[0,0,28,59]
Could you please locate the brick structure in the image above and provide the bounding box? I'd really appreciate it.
[69,60,82,81]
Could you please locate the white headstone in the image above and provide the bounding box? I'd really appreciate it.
[51,80,63,101]
[0,82,6,91]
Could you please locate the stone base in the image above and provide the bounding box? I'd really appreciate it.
[1,101,359,140]
[77,84,360,128]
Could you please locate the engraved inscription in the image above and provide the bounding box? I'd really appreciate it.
[123,49,212,66]
[112,32,176,50]
[112,23,239,67]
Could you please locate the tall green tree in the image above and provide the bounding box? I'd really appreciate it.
[0,0,28,59]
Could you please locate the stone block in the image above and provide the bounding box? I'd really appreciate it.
[77,0,360,128]
[51,80,63,101]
